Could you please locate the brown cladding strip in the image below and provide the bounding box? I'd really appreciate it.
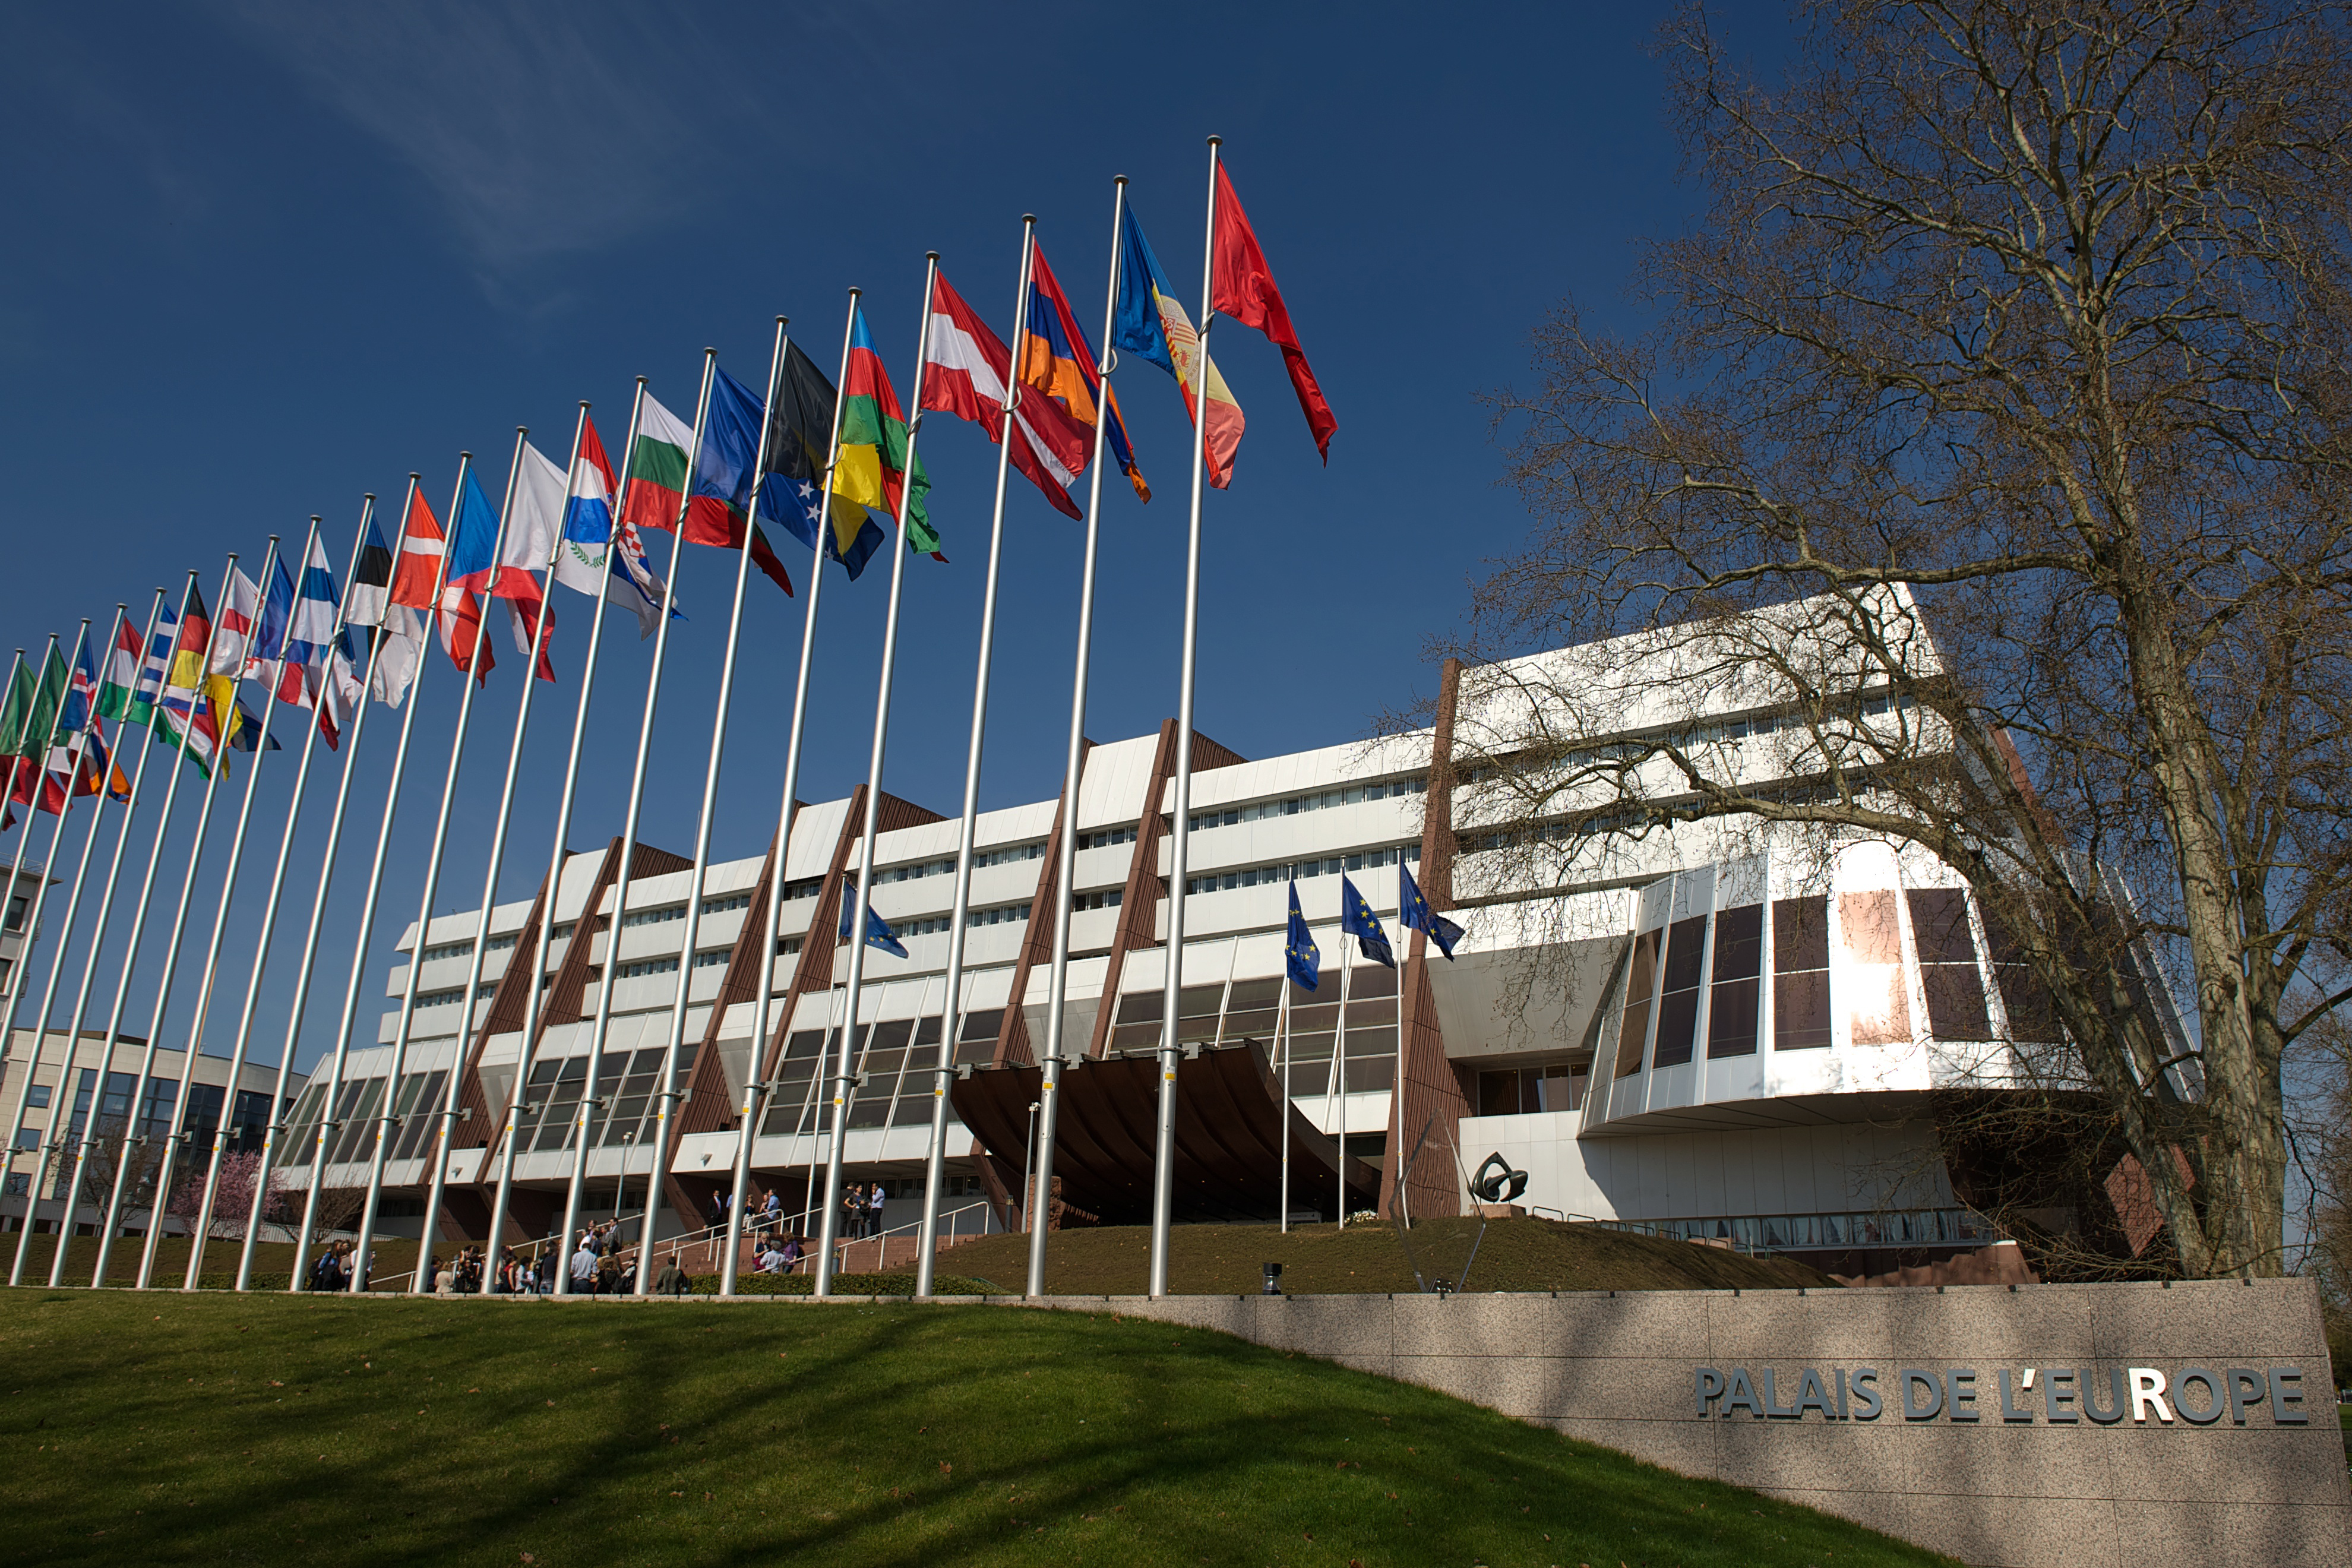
[1384,656,1468,1219]
[990,740,1092,1070]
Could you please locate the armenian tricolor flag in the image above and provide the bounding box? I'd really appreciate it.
[1021,243,1148,502]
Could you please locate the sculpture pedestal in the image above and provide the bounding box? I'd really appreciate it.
[1473,1203,1527,1219]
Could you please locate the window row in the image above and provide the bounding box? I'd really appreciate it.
[1614,887,2054,1079]
[1071,888,1123,911]
[1079,826,1136,850]
[418,932,518,964]
[757,1007,1006,1139]
[1184,842,1422,896]
[1188,776,1427,833]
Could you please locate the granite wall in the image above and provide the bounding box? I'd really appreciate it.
[1013,1279,2349,1568]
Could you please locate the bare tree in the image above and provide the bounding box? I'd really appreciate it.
[1455,1,2352,1278]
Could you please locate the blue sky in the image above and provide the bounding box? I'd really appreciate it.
[0,2,1770,1073]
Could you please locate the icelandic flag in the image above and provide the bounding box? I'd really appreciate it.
[1339,873,1395,969]
[1399,859,1462,960]
[447,461,557,682]
[1286,882,1320,992]
[839,877,908,959]
[438,469,504,682]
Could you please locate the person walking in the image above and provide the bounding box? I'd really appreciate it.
[570,1233,598,1294]
[654,1255,688,1296]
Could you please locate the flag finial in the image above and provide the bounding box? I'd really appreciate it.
[1207,134,1222,146]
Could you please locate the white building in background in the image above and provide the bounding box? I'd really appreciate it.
[258,588,2153,1276]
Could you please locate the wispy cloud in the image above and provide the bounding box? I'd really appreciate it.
[215,1,753,274]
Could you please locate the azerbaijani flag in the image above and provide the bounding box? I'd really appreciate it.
[835,304,941,566]
[1114,200,1244,489]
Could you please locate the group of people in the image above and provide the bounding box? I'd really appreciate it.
[302,1239,374,1291]
[842,1181,889,1240]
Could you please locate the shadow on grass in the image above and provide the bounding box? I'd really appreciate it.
[0,1291,1952,1567]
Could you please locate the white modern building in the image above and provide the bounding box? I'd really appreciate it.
[257,588,2171,1276]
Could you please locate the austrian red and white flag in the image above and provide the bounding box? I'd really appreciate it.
[921,269,1089,519]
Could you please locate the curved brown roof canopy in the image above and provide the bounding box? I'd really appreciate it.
[950,1039,1382,1225]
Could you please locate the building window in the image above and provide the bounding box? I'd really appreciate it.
[1187,776,1427,833]
[1071,889,1121,912]
[618,957,679,979]
[782,878,826,902]
[691,949,731,969]
[1475,1066,1581,1115]
[25,1085,49,1109]
[1616,928,1658,1077]
[1907,889,1991,1040]
[1079,827,1135,851]
[700,893,751,916]
[1772,896,1832,1049]
[1839,890,1910,1045]
[1183,843,1420,896]
[1706,905,1763,1058]
[1649,916,1708,1069]
[621,904,687,930]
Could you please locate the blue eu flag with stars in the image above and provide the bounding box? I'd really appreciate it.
[1339,873,1395,968]
[839,875,909,959]
[1285,882,1320,991]
[1399,859,1463,960]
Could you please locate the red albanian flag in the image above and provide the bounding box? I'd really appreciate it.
[1211,163,1336,462]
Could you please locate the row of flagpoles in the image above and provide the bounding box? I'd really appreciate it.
[0,141,1337,1300]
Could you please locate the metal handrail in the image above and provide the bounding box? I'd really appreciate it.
[792,1199,995,1275]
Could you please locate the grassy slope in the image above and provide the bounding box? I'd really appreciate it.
[941,1217,1833,1297]
[0,1232,422,1290]
[0,1291,1949,1568]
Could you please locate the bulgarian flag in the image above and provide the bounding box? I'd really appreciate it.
[97,614,148,725]
[620,384,794,596]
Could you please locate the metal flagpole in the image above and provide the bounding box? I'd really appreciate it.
[283,475,434,1289]
[0,633,66,1065]
[632,319,792,1295]
[94,546,270,1283]
[1278,978,1292,1234]
[0,615,119,1272]
[350,436,524,1292]
[87,564,250,1285]
[722,295,858,1297]
[916,217,1034,1298]
[1395,848,1408,1226]
[1014,181,1130,1299]
[482,385,644,1285]
[19,592,166,1287]
[1333,918,1351,1231]
[135,530,299,1291]
[233,495,385,1290]
[411,411,587,1288]
[1146,135,1225,1299]
[53,579,203,1288]
[815,254,940,1299]
[557,354,716,1296]
[182,516,351,1286]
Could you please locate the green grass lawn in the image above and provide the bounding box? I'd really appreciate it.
[0,1289,1952,1568]
[940,1217,1831,1297]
